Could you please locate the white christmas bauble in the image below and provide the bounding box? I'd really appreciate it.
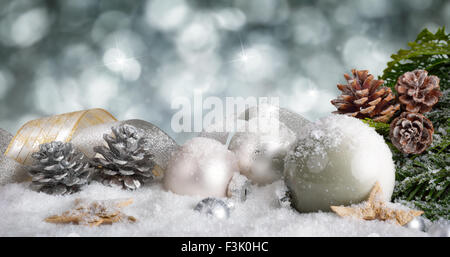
[284,115,395,212]
[229,118,297,185]
[163,137,238,197]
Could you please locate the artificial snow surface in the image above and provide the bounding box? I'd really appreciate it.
[0,180,427,237]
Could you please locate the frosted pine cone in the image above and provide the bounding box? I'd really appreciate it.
[389,112,434,154]
[395,69,442,113]
[29,141,92,195]
[331,69,400,122]
[92,124,157,190]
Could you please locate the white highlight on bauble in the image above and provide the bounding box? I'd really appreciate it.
[284,115,395,212]
[163,137,238,197]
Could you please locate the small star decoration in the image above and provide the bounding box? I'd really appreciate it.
[45,198,137,226]
[331,182,423,226]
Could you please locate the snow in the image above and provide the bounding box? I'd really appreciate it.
[0,180,427,236]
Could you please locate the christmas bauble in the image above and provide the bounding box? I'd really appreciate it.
[228,118,296,185]
[284,115,395,212]
[163,137,238,197]
[194,198,230,219]
[0,154,28,186]
[404,216,427,232]
[0,128,12,154]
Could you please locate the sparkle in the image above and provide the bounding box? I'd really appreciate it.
[101,37,143,81]
[229,38,256,65]
[104,39,137,72]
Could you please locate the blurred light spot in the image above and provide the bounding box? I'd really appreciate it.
[102,31,144,81]
[11,8,50,47]
[293,7,331,45]
[334,5,357,26]
[91,11,130,43]
[145,0,190,31]
[177,18,218,54]
[231,43,283,83]
[408,0,432,10]
[444,3,450,25]
[301,53,342,88]
[234,0,289,25]
[342,36,390,76]
[80,71,119,108]
[103,47,142,81]
[356,0,390,18]
[276,77,335,120]
[0,70,13,99]
[214,8,246,31]
[62,44,97,70]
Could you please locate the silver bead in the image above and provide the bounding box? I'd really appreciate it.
[428,220,450,237]
[194,198,230,219]
[227,172,252,202]
[404,216,426,232]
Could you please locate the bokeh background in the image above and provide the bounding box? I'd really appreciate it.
[0,0,449,143]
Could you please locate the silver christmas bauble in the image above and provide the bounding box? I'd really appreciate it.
[284,115,395,212]
[228,118,296,185]
[0,128,12,154]
[0,154,29,186]
[163,137,238,197]
[404,216,426,232]
[194,198,231,219]
[428,220,450,237]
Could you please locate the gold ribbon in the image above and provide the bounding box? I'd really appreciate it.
[4,109,117,165]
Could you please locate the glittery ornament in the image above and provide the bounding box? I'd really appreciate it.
[194,198,230,219]
[284,115,395,212]
[0,128,12,154]
[163,137,237,198]
[229,118,296,185]
[0,154,28,185]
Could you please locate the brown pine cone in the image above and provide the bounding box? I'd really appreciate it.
[331,69,400,123]
[395,69,442,113]
[389,112,434,154]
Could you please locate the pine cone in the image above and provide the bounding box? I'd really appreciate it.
[92,124,157,190]
[331,69,400,122]
[29,141,92,195]
[390,112,434,154]
[395,69,442,113]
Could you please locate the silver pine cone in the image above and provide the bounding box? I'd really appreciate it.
[92,124,156,190]
[29,141,92,195]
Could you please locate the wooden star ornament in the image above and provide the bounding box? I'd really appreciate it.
[45,198,137,227]
[331,182,423,226]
